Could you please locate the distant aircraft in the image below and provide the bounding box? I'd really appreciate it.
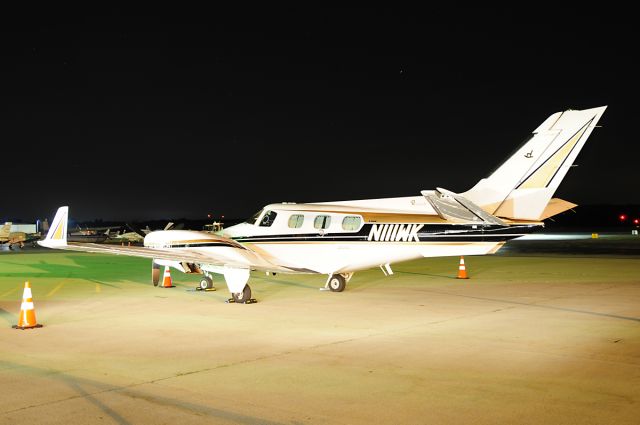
[106,228,144,243]
[1,222,41,249]
[40,106,607,302]
[67,227,110,243]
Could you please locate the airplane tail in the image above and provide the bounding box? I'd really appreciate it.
[462,106,607,221]
[0,222,11,239]
[38,207,68,248]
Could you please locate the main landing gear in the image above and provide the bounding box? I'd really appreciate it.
[198,275,215,291]
[227,284,256,304]
[323,273,353,292]
[328,275,346,292]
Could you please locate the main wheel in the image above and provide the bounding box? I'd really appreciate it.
[328,274,346,292]
[232,284,252,303]
[199,276,213,290]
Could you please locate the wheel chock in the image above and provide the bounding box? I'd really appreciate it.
[225,298,258,304]
[195,287,216,292]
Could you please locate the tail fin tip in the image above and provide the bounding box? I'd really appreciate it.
[38,206,69,247]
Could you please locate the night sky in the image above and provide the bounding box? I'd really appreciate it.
[2,7,638,222]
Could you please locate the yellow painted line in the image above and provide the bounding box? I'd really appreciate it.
[47,281,66,297]
[95,283,101,293]
[1,286,21,298]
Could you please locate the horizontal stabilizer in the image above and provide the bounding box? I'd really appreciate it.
[538,198,577,220]
[422,188,505,225]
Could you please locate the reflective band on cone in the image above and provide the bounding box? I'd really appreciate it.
[13,281,43,329]
[457,257,469,279]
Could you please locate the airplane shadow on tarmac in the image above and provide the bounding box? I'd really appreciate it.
[0,360,287,425]
[0,254,150,286]
[0,307,16,325]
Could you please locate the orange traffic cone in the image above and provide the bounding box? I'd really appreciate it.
[160,266,175,288]
[13,281,43,329]
[457,256,469,279]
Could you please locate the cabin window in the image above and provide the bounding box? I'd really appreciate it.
[288,214,304,228]
[342,216,361,231]
[314,215,331,229]
[259,210,278,227]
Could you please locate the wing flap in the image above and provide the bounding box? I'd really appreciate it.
[422,188,505,225]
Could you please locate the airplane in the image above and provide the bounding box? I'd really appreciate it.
[105,228,144,244]
[112,222,181,242]
[67,228,110,243]
[39,106,607,303]
[1,222,41,249]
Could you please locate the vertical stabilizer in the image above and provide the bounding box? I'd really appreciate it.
[38,207,69,247]
[463,106,606,220]
[0,222,12,239]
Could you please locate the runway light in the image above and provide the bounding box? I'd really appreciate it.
[619,214,627,221]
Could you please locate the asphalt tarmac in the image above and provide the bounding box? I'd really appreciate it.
[1,234,639,424]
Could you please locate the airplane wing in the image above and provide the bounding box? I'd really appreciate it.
[59,242,260,269]
[38,207,276,272]
[126,222,148,238]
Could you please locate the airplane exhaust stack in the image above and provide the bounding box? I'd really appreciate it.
[457,257,469,279]
[160,266,175,288]
[13,281,43,329]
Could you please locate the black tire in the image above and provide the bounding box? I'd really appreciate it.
[152,262,161,286]
[328,274,346,292]
[199,276,213,290]
[232,284,252,303]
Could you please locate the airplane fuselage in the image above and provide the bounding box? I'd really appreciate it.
[143,203,542,275]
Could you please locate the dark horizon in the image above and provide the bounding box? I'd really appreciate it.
[3,7,638,222]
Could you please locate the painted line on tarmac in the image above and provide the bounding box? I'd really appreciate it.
[46,281,66,297]
[420,288,640,323]
[1,286,20,298]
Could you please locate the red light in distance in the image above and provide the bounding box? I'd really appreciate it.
[634,219,639,225]
[619,214,627,221]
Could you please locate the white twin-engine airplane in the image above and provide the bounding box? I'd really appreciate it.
[40,106,607,303]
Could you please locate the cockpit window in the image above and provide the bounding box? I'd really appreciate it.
[246,209,263,225]
[259,210,278,227]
